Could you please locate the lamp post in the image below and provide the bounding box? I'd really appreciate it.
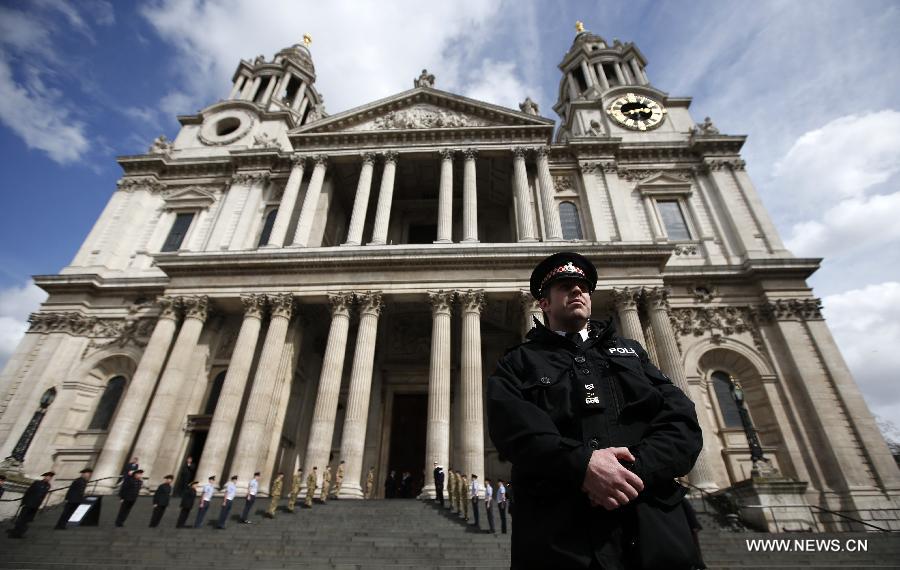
[8,387,57,464]
[729,376,777,477]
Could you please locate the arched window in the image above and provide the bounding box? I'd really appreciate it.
[203,370,227,415]
[257,208,278,247]
[711,371,743,428]
[89,376,127,430]
[559,201,584,240]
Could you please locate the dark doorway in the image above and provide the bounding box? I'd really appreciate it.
[387,393,427,498]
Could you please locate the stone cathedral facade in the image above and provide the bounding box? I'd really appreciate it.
[1,26,898,524]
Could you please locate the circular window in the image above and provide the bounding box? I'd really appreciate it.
[216,117,241,136]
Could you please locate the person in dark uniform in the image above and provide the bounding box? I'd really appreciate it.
[149,474,173,527]
[8,471,54,538]
[55,468,93,529]
[682,498,707,569]
[384,470,397,499]
[487,252,703,569]
[433,463,445,507]
[176,456,195,496]
[115,469,143,527]
[176,480,197,528]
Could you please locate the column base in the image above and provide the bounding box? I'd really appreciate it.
[259,243,282,249]
[341,241,361,247]
[433,239,453,244]
[461,238,480,244]
[420,483,437,500]
[367,240,386,246]
[337,483,365,499]
[517,238,539,243]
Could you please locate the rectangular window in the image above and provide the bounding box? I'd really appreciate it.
[161,212,195,252]
[656,200,691,241]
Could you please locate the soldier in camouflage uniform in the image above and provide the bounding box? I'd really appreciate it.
[286,467,302,513]
[333,461,345,498]
[320,465,332,503]
[304,466,317,508]
[447,468,456,513]
[365,466,375,499]
[460,473,469,520]
[266,472,284,518]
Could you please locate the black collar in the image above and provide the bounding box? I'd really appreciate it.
[526,316,617,346]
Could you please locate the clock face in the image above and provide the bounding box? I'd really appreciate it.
[607,93,667,131]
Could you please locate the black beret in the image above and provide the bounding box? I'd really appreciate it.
[529,252,597,299]
[79,468,94,474]
[41,471,56,477]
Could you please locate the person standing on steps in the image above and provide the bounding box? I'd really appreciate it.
[304,466,317,508]
[55,468,92,530]
[267,472,285,518]
[241,472,260,523]
[149,474,173,527]
[115,469,143,527]
[469,474,481,529]
[176,480,197,528]
[194,475,215,528]
[285,469,299,514]
[216,475,238,529]
[459,473,469,521]
[365,466,375,499]
[384,469,397,499]
[8,471,53,538]
[320,465,332,503]
[484,478,496,534]
[433,463,445,507]
[176,456,195,497]
[334,461,345,498]
[497,479,508,534]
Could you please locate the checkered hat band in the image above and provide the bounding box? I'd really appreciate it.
[540,262,586,290]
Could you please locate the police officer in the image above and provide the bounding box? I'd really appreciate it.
[8,471,53,538]
[149,474,173,527]
[115,469,143,527]
[486,252,703,569]
[55,468,92,530]
[176,480,197,528]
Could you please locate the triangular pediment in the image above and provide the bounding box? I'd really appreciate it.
[164,186,217,209]
[293,87,553,135]
[635,171,692,187]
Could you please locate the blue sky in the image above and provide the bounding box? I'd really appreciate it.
[1,1,899,434]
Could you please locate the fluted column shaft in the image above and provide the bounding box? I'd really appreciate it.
[462,149,478,242]
[369,152,398,245]
[196,294,265,483]
[435,149,454,243]
[512,147,538,241]
[132,296,209,477]
[645,287,717,489]
[337,292,383,498]
[291,155,328,247]
[93,297,180,489]
[422,291,454,499]
[344,153,376,246]
[612,287,647,345]
[536,147,563,240]
[459,290,486,498]
[519,290,543,339]
[267,156,305,247]
[303,293,354,486]
[230,294,295,488]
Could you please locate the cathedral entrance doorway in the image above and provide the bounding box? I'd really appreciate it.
[385,393,427,498]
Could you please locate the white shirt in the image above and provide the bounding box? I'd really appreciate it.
[484,483,493,503]
[248,478,259,496]
[224,481,237,501]
[554,327,589,341]
[470,480,480,500]
[497,483,506,504]
[201,483,214,502]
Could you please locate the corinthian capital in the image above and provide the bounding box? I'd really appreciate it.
[611,287,642,311]
[355,291,384,316]
[427,290,455,315]
[643,286,671,311]
[268,293,295,319]
[241,294,266,319]
[328,292,354,316]
[181,295,210,322]
[156,295,181,321]
[458,290,486,314]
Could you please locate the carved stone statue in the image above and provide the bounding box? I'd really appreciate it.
[690,116,720,136]
[586,119,603,136]
[148,135,173,154]
[252,132,279,149]
[414,69,435,88]
[254,54,266,65]
[519,97,539,116]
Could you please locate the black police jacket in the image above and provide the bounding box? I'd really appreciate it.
[119,477,142,502]
[487,318,703,569]
[64,477,87,504]
[154,483,172,507]
[21,480,51,509]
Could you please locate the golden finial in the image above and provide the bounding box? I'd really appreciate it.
[303,33,312,47]
[575,21,585,33]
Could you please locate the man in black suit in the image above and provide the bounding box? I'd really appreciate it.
[176,480,198,528]
[176,456,195,496]
[8,471,54,538]
[55,468,93,529]
[115,469,143,527]
[149,474,173,527]
[433,463,445,507]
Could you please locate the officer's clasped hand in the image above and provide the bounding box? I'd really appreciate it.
[581,447,644,510]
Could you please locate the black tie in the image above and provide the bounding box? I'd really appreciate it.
[566,331,583,347]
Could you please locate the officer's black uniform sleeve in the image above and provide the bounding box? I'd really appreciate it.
[627,342,703,489]
[487,355,592,490]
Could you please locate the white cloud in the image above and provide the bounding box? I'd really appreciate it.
[822,282,900,428]
[786,192,900,257]
[462,59,539,110]
[139,0,540,121]
[0,281,47,373]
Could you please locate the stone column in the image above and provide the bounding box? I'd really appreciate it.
[272,72,291,103]
[535,147,563,241]
[93,297,180,490]
[337,292,384,498]
[519,290,544,339]
[580,60,595,87]
[459,290,486,497]
[629,59,646,86]
[303,293,354,485]
[435,149,455,243]
[230,294,295,488]
[131,296,209,478]
[260,74,278,105]
[196,294,266,483]
[291,155,328,247]
[292,82,308,111]
[614,62,626,85]
[611,287,647,345]
[344,153,376,246]
[265,155,305,247]
[595,63,610,90]
[644,287,717,489]
[369,151,398,245]
[422,291,454,499]
[511,147,538,241]
[462,149,479,242]
[228,76,245,99]
[566,73,580,99]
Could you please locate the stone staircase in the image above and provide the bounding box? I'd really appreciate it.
[2,496,899,569]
